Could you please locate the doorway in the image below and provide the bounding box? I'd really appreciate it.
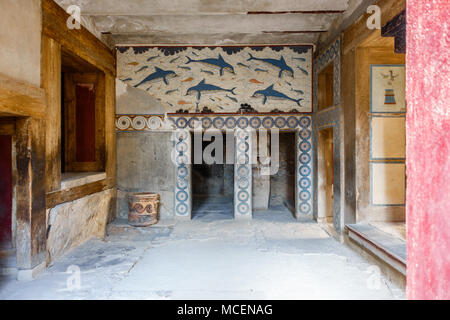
[318,128,334,225]
[0,135,12,249]
[191,131,234,219]
[269,131,296,215]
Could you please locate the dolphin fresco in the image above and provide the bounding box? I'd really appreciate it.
[247,53,294,78]
[134,67,176,87]
[252,84,303,106]
[186,79,236,100]
[186,54,235,76]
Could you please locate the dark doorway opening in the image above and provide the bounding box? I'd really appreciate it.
[0,135,12,249]
[191,131,234,219]
[269,131,296,216]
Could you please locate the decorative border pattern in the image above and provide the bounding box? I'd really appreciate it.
[234,129,252,219]
[116,114,164,131]
[168,114,309,130]
[173,130,192,218]
[296,117,313,216]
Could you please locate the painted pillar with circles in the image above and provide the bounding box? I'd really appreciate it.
[296,116,313,217]
[234,129,252,220]
[173,129,192,219]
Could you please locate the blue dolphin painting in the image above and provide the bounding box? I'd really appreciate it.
[134,67,176,87]
[186,79,236,100]
[186,54,235,76]
[247,53,294,78]
[252,84,303,106]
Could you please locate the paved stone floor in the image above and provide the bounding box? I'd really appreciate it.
[0,203,404,300]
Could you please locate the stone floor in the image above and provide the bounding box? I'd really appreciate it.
[0,202,405,300]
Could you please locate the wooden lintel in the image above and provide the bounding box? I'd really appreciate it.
[0,73,46,118]
[0,118,16,135]
[42,0,116,76]
[46,179,109,209]
[343,0,406,53]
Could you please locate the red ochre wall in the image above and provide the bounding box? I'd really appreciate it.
[0,135,12,246]
[406,0,450,299]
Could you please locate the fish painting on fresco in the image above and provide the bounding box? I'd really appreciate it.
[186,54,235,76]
[252,84,303,106]
[247,53,294,78]
[249,79,264,84]
[186,79,236,100]
[135,66,148,73]
[146,54,159,62]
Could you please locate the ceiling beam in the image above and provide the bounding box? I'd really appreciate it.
[91,13,337,35]
[53,0,349,16]
[109,32,320,46]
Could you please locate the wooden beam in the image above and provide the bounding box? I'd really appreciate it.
[0,73,46,118]
[42,36,62,193]
[42,0,116,76]
[46,179,108,209]
[0,118,16,136]
[343,0,406,53]
[15,118,47,269]
[104,73,116,189]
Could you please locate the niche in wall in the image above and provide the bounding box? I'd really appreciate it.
[61,49,106,173]
[318,62,334,110]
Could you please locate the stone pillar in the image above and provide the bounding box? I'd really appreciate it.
[234,129,252,219]
[295,116,313,217]
[174,129,192,219]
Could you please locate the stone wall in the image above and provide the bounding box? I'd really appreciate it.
[116,132,175,219]
[46,189,115,264]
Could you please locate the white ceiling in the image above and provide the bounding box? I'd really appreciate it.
[54,0,364,46]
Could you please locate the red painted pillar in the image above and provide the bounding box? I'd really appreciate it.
[406,0,450,299]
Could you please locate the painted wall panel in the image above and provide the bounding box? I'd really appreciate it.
[371,162,405,206]
[371,116,406,159]
[117,46,312,113]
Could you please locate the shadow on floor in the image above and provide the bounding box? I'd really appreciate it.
[192,195,234,220]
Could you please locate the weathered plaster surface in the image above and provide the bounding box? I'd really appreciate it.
[0,0,42,86]
[406,0,450,300]
[116,78,165,114]
[46,189,115,264]
[116,132,175,219]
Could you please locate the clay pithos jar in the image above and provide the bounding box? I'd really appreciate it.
[128,192,160,227]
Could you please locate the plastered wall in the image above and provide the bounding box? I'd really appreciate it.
[355,45,405,222]
[0,0,42,86]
